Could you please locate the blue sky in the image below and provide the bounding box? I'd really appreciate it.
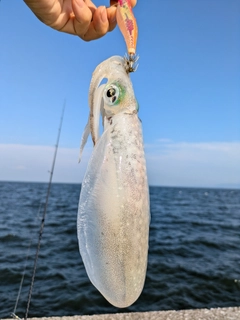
[0,0,240,188]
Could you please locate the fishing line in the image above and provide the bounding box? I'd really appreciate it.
[11,205,42,320]
[24,102,66,320]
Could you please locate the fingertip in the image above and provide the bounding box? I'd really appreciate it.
[92,6,109,35]
[108,20,117,33]
[72,0,92,24]
[82,6,109,41]
[72,0,93,39]
[107,6,117,31]
[100,6,108,23]
[131,0,137,7]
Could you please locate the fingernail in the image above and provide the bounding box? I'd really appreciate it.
[108,8,116,23]
[109,16,116,23]
[101,7,108,23]
[109,14,116,23]
[76,0,85,8]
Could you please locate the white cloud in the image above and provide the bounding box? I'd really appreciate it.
[157,138,173,144]
[145,141,240,188]
[0,144,91,183]
[0,141,239,188]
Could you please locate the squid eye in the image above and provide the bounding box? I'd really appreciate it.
[103,84,120,106]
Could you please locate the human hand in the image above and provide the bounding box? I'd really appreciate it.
[24,0,137,41]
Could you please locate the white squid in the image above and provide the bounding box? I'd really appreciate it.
[77,56,150,308]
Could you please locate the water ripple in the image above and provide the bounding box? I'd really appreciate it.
[0,182,239,318]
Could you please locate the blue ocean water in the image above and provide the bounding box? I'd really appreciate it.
[0,182,239,318]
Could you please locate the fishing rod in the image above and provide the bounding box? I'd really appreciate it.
[10,205,42,320]
[23,102,66,320]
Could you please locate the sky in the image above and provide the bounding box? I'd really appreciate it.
[0,0,240,188]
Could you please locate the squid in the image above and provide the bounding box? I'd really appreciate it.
[77,56,150,308]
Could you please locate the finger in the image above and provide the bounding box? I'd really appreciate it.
[72,0,93,39]
[131,0,137,7]
[106,6,117,32]
[84,0,97,13]
[81,6,110,41]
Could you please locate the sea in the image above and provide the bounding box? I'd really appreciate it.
[0,181,239,318]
